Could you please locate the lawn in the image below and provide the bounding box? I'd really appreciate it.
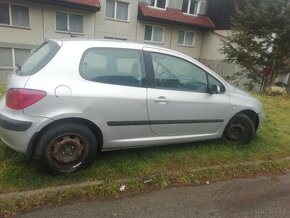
[0,94,290,194]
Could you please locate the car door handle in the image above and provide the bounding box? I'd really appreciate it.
[154,96,170,103]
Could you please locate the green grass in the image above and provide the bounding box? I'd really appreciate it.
[0,94,290,193]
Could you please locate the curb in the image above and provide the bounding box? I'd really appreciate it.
[1,156,290,201]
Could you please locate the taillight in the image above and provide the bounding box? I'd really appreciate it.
[6,88,47,110]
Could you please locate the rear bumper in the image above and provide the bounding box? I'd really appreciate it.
[0,112,52,154]
[0,114,32,131]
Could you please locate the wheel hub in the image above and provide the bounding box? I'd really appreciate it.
[226,122,245,140]
[50,135,85,164]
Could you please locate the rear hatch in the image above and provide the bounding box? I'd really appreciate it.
[3,40,61,111]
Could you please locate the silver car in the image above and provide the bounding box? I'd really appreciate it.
[0,39,264,174]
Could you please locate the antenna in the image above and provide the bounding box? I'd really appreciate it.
[66,28,77,38]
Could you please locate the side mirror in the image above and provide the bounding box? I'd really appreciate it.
[209,84,220,94]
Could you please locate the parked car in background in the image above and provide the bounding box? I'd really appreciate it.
[0,39,264,174]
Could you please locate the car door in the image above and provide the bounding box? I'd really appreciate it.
[79,47,152,149]
[144,48,232,137]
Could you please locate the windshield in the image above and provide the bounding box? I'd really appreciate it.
[17,41,60,76]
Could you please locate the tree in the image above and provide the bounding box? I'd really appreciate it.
[220,0,290,89]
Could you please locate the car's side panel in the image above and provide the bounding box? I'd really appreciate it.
[147,88,231,136]
[101,132,221,151]
[142,48,232,136]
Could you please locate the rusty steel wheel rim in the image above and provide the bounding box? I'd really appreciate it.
[225,121,245,141]
[48,134,88,168]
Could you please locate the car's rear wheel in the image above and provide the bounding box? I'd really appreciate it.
[36,122,97,174]
[223,113,255,144]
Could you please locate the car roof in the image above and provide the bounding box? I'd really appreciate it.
[48,38,186,57]
[50,38,146,49]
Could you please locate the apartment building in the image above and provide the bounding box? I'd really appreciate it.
[0,0,100,82]
[0,0,234,84]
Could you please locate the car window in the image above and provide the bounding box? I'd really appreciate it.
[80,48,145,87]
[208,74,226,93]
[17,41,60,76]
[151,52,208,93]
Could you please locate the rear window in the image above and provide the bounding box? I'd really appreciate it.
[17,41,60,76]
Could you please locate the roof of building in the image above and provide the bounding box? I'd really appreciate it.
[138,2,215,29]
[26,0,101,11]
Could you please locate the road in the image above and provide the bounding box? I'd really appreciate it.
[19,173,290,218]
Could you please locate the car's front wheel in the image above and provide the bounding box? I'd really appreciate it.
[36,122,97,174]
[223,113,255,144]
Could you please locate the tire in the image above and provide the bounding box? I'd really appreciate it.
[35,122,97,174]
[222,113,255,144]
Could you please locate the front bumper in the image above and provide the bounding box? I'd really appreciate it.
[257,111,265,132]
[258,111,265,122]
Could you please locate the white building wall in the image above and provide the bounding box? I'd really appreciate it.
[95,0,138,41]
[168,0,183,9]
[0,1,95,46]
[200,30,249,89]
[136,21,204,58]
[42,5,95,40]
[0,1,44,46]
[170,26,203,58]
[136,21,172,47]
[200,30,231,60]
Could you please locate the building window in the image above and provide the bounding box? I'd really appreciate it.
[182,0,200,15]
[0,3,29,27]
[177,30,195,46]
[0,47,31,82]
[0,48,13,67]
[147,0,167,9]
[106,0,129,21]
[15,48,31,66]
[144,25,164,43]
[0,47,31,68]
[56,12,83,33]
